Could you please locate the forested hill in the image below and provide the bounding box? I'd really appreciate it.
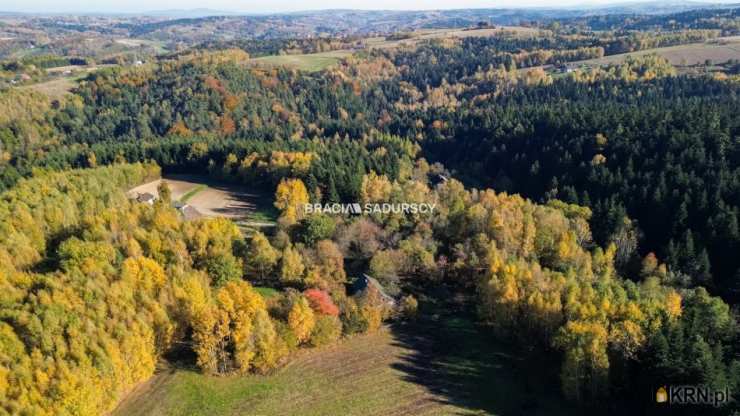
[3,38,738,301]
[554,6,740,31]
[426,75,740,300]
[108,4,740,39]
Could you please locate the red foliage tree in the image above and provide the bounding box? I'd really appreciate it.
[304,289,339,316]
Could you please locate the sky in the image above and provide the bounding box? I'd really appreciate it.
[1,0,736,14]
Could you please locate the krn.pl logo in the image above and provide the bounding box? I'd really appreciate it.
[656,384,732,407]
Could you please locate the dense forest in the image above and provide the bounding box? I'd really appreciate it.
[558,7,740,33]
[1,159,737,414]
[1,7,740,415]
[4,35,738,301]
[0,162,409,414]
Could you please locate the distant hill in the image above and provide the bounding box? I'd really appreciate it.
[574,0,740,14]
[116,4,740,40]
[138,8,249,18]
[2,3,738,46]
[3,2,739,19]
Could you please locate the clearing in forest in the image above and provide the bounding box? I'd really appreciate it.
[111,298,582,416]
[19,64,112,99]
[577,36,740,67]
[363,26,546,49]
[250,50,354,72]
[127,174,277,226]
[248,26,543,72]
[19,77,80,99]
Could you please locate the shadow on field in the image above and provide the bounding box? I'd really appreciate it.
[389,286,579,416]
[160,173,278,221]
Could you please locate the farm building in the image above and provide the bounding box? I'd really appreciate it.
[130,194,202,220]
[172,201,202,220]
[136,192,157,204]
[350,274,397,307]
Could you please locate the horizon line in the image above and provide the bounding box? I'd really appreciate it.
[2,0,739,16]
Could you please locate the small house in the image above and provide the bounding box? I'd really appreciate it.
[172,201,202,221]
[350,274,397,307]
[179,205,202,221]
[137,192,157,205]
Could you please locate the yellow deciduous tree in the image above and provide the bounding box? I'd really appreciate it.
[554,320,610,402]
[360,171,393,203]
[280,244,305,285]
[247,231,279,280]
[288,297,316,344]
[274,178,309,226]
[181,278,283,375]
[310,240,347,292]
[121,256,166,293]
[665,291,682,320]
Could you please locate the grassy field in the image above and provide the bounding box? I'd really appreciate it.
[114,38,169,54]
[129,174,276,227]
[111,293,581,416]
[250,50,353,72]
[248,26,543,72]
[364,26,547,49]
[19,76,80,99]
[20,64,113,99]
[179,184,208,203]
[577,36,740,67]
[240,205,279,224]
[254,286,280,299]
